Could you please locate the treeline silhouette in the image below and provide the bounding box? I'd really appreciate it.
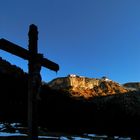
[0,57,28,123]
[0,58,140,139]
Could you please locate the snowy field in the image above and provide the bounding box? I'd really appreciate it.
[0,123,132,140]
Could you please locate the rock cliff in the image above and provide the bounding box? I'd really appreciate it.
[48,74,129,99]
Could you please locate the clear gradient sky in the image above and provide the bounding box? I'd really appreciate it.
[0,0,140,84]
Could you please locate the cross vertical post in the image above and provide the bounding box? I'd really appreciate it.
[28,24,41,140]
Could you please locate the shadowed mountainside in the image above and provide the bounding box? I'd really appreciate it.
[0,58,140,139]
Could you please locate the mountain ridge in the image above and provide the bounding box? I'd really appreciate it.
[0,57,139,93]
[0,57,26,77]
[0,57,137,99]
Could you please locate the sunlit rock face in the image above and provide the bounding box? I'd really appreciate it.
[48,74,99,89]
[48,74,129,99]
[123,82,140,91]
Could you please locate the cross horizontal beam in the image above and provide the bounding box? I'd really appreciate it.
[0,38,59,72]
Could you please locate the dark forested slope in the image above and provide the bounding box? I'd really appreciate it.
[0,57,140,138]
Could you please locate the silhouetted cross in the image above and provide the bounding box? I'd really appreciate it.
[0,24,59,140]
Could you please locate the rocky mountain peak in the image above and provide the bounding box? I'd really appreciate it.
[123,82,140,91]
[48,74,129,99]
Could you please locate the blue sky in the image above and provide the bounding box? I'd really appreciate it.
[0,0,140,84]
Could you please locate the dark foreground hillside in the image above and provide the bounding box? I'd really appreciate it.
[0,58,140,139]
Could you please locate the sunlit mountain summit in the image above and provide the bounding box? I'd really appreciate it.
[48,74,129,99]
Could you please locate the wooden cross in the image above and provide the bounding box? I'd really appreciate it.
[0,24,59,140]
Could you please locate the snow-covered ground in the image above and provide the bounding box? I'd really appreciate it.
[0,132,132,140]
[0,123,132,140]
[0,132,131,140]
